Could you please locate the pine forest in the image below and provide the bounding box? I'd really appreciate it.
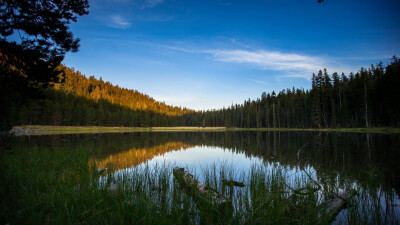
[2,57,399,130]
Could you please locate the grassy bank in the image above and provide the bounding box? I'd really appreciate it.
[1,145,398,224]
[8,125,400,135]
[10,125,226,135]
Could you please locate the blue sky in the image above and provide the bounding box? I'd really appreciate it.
[63,0,400,110]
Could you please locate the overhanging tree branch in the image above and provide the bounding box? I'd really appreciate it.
[0,0,89,86]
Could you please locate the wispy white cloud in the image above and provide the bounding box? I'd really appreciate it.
[249,79,270,85]
[205,49,324,73]
[141,42,361,80]
[109,15,131,28]
[160,44,198,54]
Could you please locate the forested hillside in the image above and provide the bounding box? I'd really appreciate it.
[16,66,196,127]
[55,66,193,117]
[2,57,399,130]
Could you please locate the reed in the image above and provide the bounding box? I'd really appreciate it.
[1,146,398,224]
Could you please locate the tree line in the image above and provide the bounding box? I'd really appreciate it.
[199,57,400,128]
[1,57,399,130]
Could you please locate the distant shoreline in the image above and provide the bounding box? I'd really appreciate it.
[231,127,400,133]
[7,125,400,136]
[8,125,225,136]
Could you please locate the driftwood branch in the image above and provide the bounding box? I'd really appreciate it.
[173,167,232,212]
[318,191,354,224]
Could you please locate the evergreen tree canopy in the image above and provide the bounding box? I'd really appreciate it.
[0,0,89,85]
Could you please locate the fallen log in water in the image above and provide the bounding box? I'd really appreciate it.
[173,167,233,212]
[318,191,354,224]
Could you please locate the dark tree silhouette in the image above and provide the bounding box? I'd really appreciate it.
[0,0,89,85]
[0,0,89,130]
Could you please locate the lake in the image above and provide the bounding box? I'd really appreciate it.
[2,131,400,224]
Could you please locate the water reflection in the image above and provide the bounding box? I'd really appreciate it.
[137,146,266,182]
[7,131,400,223]
[90,142,195,171]
[9,131,400,194]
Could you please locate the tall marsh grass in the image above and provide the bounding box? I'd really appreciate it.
[1,146,399,224]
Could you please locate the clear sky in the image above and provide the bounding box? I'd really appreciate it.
[63,0,400,110]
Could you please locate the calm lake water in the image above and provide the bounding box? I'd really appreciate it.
[7,131,400,223]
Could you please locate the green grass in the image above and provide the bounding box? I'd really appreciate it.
[1,145,398,224]
[14,125,226,135]
[13,125,400,135]
[10,125,400,136]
